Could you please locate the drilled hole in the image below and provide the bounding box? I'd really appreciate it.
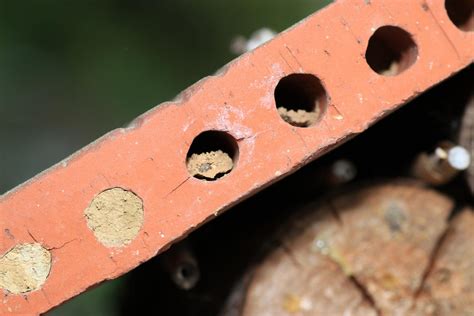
[275,73,328,128]
[445,0,474,31]
[365,26,418,76]
[186,131,238,181]
[173,262,200,290]
[178,264,194,279]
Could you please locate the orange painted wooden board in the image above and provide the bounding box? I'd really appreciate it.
[1,0,473,314]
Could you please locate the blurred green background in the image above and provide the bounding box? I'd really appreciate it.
[0,1,330,314]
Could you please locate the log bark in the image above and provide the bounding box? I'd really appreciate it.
[235,181,473,316]
[459,96,474,194]
[413,208,474,315]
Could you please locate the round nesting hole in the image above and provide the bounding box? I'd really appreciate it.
[186,131,238,181]
[365,26,418,76]
[175,262,200,290]
[274,73,328,128]
[445,0,474,31]
[0,243,52,294]
[84,188,144,248]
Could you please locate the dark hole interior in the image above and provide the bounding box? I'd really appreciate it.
[274,73,327,112]
[274,73,328,127]
[365,26,418,76]
[178,264,195,280]
[445,0,474,31]
[187,131,237,159]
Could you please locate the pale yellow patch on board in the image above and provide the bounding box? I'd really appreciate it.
[187,150,233,180]
[85,188,144,248]
[0,243,52,294]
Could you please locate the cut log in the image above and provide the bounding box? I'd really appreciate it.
[240,181,456,316]
[413,208,474,316]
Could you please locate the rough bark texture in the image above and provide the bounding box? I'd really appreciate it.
[459,96,474,194]
[413,208,474,316]
[240,181,474,316]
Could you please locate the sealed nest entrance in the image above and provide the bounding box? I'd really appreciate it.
[0,243,51,294]
[84,188,144,248]
[186,131,238,181]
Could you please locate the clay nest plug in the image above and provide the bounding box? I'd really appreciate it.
[277,107,319,127]
[187,150,234,180]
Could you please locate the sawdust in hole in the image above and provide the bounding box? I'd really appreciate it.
[0,243,51,294]
[187,150,233,180]
[278,106,319,127]
[85,188,144,248]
